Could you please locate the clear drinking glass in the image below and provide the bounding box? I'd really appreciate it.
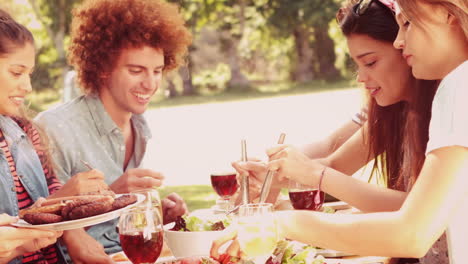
[236,203,278,263]
[118,207,164,264]
[131,188,163,222]
[288,180,324,211]
[210,172,239,212]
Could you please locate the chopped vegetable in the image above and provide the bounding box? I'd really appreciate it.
[170,215,231,232]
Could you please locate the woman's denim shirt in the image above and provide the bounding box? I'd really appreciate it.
[0,116,61,264]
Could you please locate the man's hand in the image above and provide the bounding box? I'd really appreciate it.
[110,169,164,194]
[62,229,114,264]
[162,193,188,224]
[52,169,110,197]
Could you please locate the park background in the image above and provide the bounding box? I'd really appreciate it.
[5,0,374,210]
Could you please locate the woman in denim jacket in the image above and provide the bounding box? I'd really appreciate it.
[0,8,113,264]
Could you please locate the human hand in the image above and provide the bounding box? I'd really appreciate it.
[29,197,47,208]
[62,229,114,264]
[110,168,164,194]
[266,144,324,187]
[162,193,188,224]
[210,230,243,263]
[0,214,62,261]
[56,169,109,197]
[232,159,287,204]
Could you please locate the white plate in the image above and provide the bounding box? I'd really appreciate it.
[12,194,145,231]
[316,248,355,257]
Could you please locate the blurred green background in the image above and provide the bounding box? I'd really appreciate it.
[5,0,356,111]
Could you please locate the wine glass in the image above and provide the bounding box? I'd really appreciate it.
[236,203,278,263]
[210,171,239,212]
[118,207,164,264]
[288,180,324,211]
[131,188,163,222]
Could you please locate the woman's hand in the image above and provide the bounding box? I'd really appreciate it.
[231,159,286,204]
[210,230,243,263]
[62,229,114,264]
[266,144,325,187]
[0,214,62,263]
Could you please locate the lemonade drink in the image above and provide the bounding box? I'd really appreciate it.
[237,204,278,263]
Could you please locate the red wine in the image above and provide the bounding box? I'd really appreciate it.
[120,230,163,264]
[289,189,324,211]
[210,173,238,197]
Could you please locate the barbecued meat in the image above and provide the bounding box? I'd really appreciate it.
[61,199,90,219]
[111,194,137,210]
[20,195,120,224]
[23,213,63,225]
[62,198,113,220]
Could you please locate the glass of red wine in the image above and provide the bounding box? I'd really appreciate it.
[118,207,164,264]
[210,172,239,212]
[288,180,324,211]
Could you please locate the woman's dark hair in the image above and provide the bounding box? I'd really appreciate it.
[337,0,399,43]
[337,1,439,191]
[0,9,55,175]
[0,8,34,56]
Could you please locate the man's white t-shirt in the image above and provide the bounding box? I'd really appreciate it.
[426,60,468,264]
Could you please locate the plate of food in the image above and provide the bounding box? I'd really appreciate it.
[12,193,144,231]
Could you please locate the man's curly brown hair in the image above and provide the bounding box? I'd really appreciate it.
[68,0,192,95]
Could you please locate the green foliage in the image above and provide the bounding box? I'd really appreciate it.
[258,0,340,36]
[9,0,350,95]
[157,185,340,213]
[194,63,231,94]
[26,88,61,113]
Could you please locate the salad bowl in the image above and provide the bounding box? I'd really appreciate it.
[164,210,232,258]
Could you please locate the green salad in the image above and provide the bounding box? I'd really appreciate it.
[266,240,326,264]
[171,214,232,232]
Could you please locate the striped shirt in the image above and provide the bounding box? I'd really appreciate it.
[0,120,61,264]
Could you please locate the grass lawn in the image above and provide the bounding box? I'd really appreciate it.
[28,79,354,112]
[150,79,354,109]
[158,185,340,212]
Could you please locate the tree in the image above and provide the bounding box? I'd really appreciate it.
[259,0,341,82]
[217,0,251,90]
[171,0,255,93]
[28,0,81,91]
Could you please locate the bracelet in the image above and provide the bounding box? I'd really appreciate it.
[318,166,326,192]
[314,167,326,205]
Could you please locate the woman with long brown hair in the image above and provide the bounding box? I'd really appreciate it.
[225,0,442,263]
[264,0,466,262]
[235,0,438,216]
[0,7,114,264]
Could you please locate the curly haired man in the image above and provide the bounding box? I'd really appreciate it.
[35,0,192,260]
